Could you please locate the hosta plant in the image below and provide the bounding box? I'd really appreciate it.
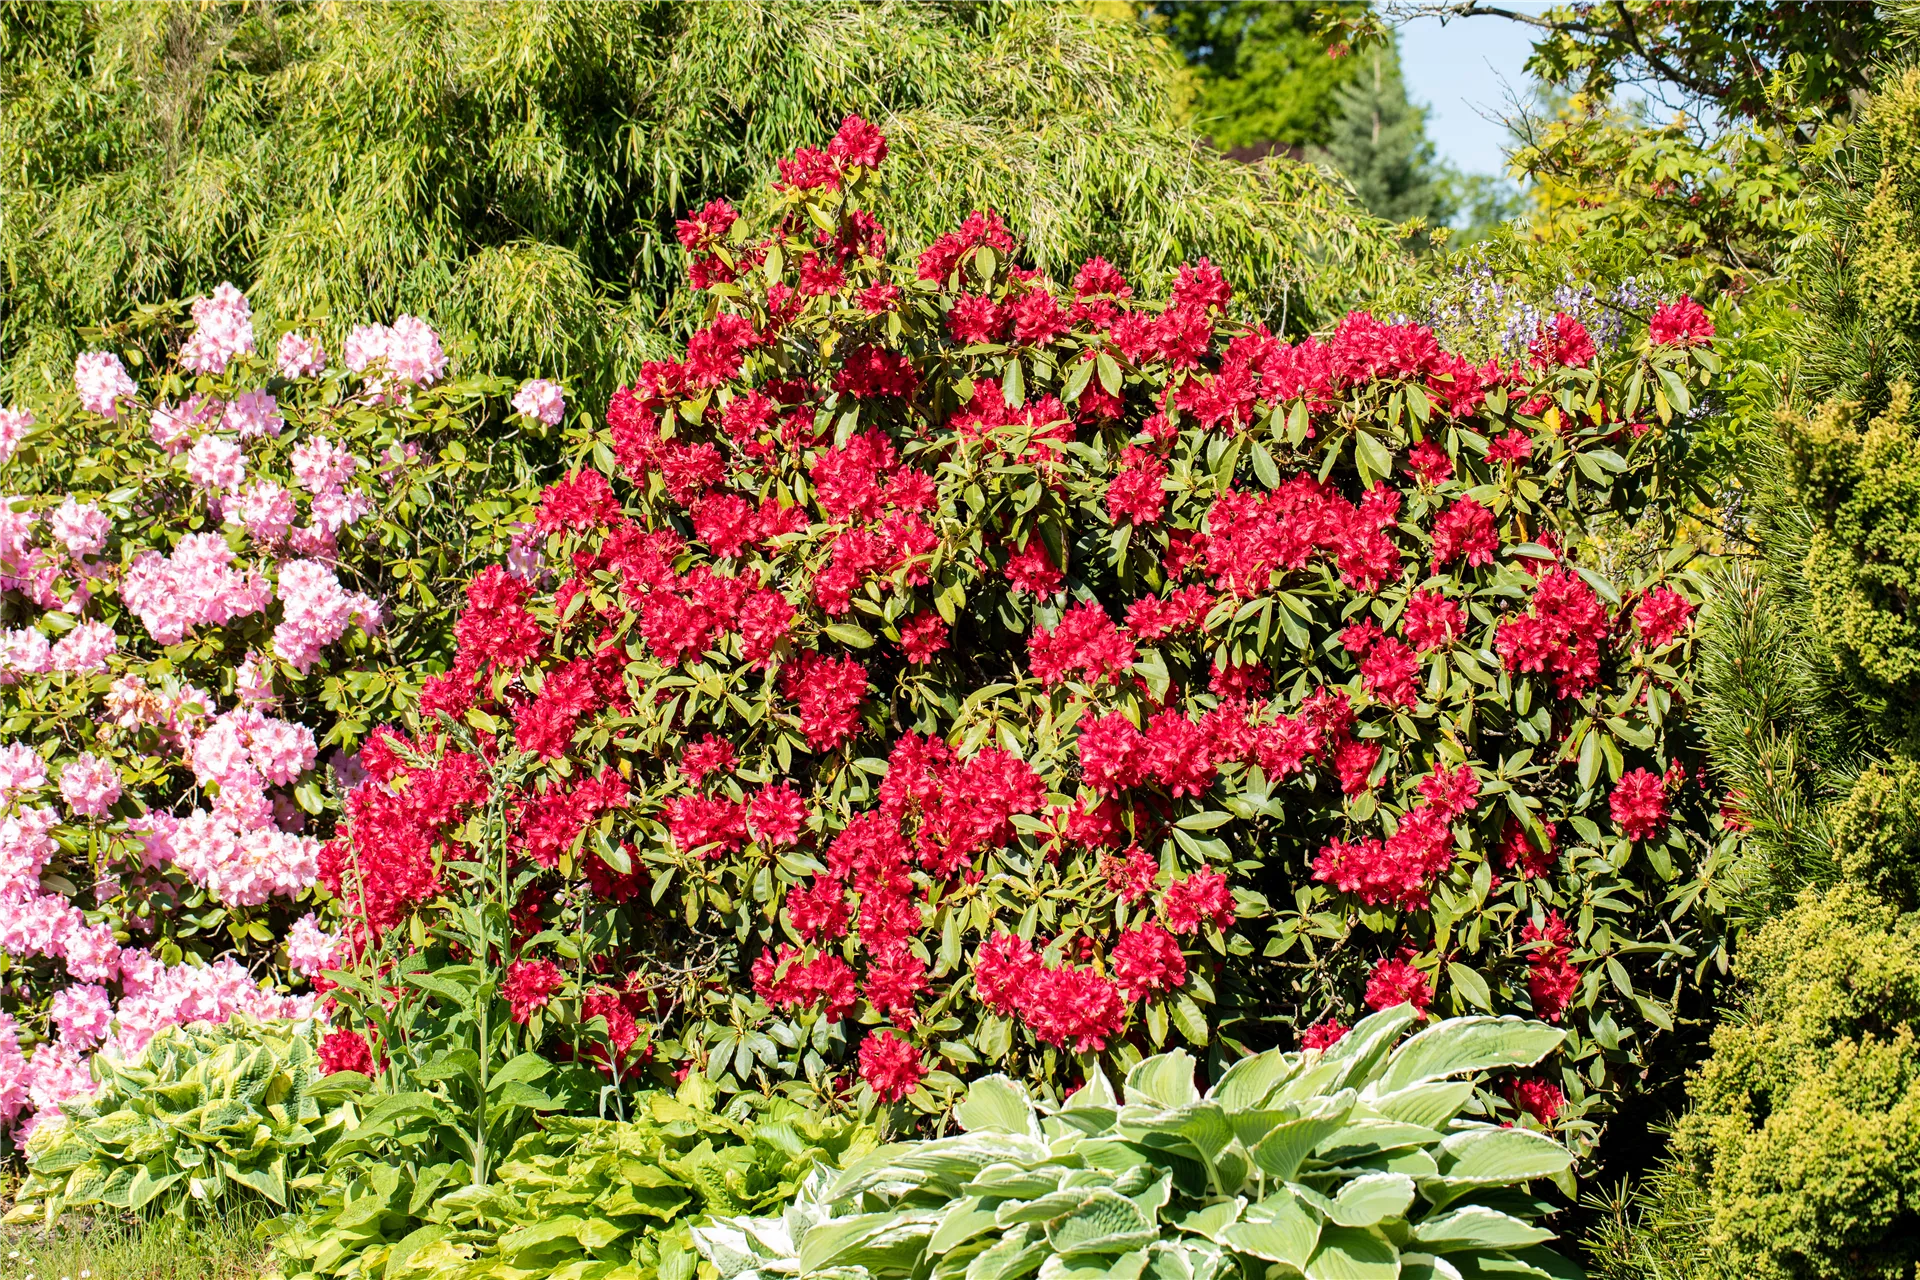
[693,1009,1580,1280]
[272,1081,875,1280]
[337,114,1735,1145]
[6,1014,366,1224]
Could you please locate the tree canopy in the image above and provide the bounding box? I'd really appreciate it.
[0,0,1404,405]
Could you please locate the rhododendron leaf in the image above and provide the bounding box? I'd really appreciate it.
[1353,431,1393,488]
[1096,353,1123,397]
[1003,360,1026,409]
[1368,1018,1565,1095]
[1064,359,1096,403]
[824,623,875,649]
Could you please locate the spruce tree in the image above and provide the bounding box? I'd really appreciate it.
[1311,37,1456,228]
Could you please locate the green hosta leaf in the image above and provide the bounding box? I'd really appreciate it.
[1207,1049,1296,1113]
[1426,1129,1573,1206]
[1251,1110,1352,1181]
[1315,1119,1444,1165]
[1169,1198,1244,1243]
[1324,1173,1414,1228]
[954,1076,1042,1139]
[1305,1226,1398,1280]
[1308,1009,1418,1095]
[1218,1190,1318,1268]
[1367,1018,1566,1096]
[1367,1082,1474,1132]
[1048,1188,1161,1256]
[1401,1253,1466,1280]
[965,1223,1049,1280]
[929,1198,1001,1254]
[1040,1251,1150,1280]
[1411,1207,1555,1252]
[1124,1052,1201,1109]
[800,1210,939,1274]
[1118,1101,1234,1165]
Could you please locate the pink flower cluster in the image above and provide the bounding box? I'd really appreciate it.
[0,406,32,463]
[121,533,273,644]
[163,805,322,907]
[512,379,567,425]
[73,351,136,419]
[343,316,447,387]
[178,283,256,375]
[273,559,380,672]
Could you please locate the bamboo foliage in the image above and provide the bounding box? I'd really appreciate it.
[0,1,1403,404]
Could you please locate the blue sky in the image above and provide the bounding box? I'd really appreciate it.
[1395,7,1547,178]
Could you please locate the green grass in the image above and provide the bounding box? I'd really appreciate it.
[0,1212,271,1280]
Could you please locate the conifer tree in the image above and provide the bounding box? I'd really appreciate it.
[1311,37,1456,228]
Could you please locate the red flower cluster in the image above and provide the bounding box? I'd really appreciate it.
[504,959,565,1024]
[858,1028,927,1102]
[1365,956,1432,1013]
[1312,762,1478,909]
[1160,869,1235,933]
[1301,1018,1350,1050]
[1204,478,1404,596]
[1109,924,1188,1001]
[1496,568,1609,697]
[970,932,1126,1052]
[1520,912,1580,1021]
[1028,603,1137,687]
[320,743,487,938]
[1634,585,1695,649]
[1649,297,1714,347]
[753,944,858,1020]
[1504,1077,1566,1125]
[319,1029,378,1076]
[1610,767,1669,841]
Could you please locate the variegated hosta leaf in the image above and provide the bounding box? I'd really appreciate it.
[742,1017,1587,1280]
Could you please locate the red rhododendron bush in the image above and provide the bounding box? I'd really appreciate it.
[334,117,1735,1147]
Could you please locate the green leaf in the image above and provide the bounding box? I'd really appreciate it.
[954,1076,1040,1138]
[1431,1128,1573,1190]
[1305,1226,1399,1280]
[1220,1190,1318,1267]
[1124,1052,1200,1108]
[1369,1018,1566,1094]
[1325,1173,1414,1228]
[1047,1189,1159,1256]
[1412,1207,1555,1252]
[824,622,876,648]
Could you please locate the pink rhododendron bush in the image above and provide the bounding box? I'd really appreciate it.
[328,117,1738,1151]
[0,297,553,1137]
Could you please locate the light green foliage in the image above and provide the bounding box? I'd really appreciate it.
[7,1017,367,1225]
[1784,385,1920,712]
[1591,884,1920,1280]
[0,0,1403,401]
[694,1011,1580,1280]
[272,1086,874,1280]
[1829,758,1920,908]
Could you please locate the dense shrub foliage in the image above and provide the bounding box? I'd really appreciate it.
[0,292,544,1135]
[695,1011,1582,1280]
[273,1083,872,1280]
[330,117,1733,1152]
